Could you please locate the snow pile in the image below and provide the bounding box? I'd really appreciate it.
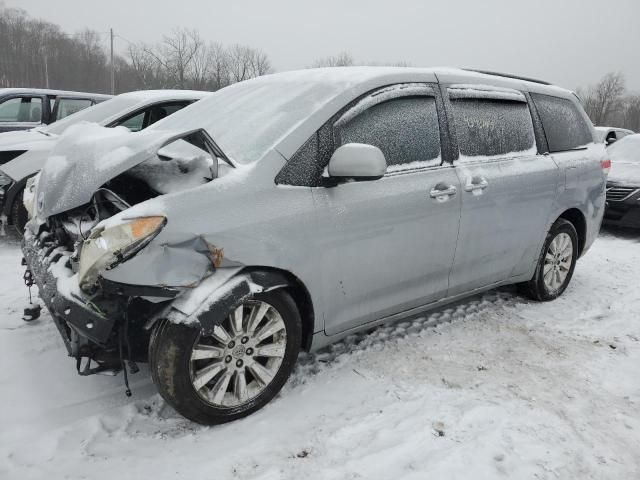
[1,230,640,479]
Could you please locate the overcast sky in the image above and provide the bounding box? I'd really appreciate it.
[5,0,640,91]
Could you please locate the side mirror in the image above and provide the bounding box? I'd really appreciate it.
[328,143,387,180]
[606,136,617,146]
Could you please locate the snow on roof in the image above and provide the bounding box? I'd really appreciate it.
[114,89,210,102]
[0,87,112,99]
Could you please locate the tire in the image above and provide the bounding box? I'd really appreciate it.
[10,188,28,234]
[519,218,578,301]
[149,289,302,425]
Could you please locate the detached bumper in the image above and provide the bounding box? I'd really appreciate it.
[22,231,117,354]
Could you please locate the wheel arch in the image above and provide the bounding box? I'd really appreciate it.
[160,266,317,353]
[557,208,587,257]
[245,266,316,352]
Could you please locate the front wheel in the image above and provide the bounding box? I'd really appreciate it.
[519,218,578,301]
[149,289,302,425]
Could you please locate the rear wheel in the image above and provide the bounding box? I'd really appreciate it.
[519,218,578,301]
[149,289,301,425]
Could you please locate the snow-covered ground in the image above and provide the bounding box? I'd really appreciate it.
[0,228,639,479]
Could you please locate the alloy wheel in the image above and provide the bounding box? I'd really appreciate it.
[542,232,573,293]
[189,300,287,407]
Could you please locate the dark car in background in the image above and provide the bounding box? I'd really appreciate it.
[0,88,111,135]
[604,134,640,228]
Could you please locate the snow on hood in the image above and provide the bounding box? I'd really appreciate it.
[607,134,640,185]
[0,128,58,181]
[0,129,56,152]
[0,147,52,182]
[35,122,204,219]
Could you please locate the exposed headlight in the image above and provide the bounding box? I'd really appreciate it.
[78,216,166,290]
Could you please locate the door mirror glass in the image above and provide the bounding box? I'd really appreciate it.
[328,143,387,180]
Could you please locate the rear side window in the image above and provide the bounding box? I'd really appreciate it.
[449,94,535,160]
[0,96,43,123]
[55,98,93,120]
[335,96,441,171]
[531,93,592,152]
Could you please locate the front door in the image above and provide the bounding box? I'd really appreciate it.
[313,84,461,335]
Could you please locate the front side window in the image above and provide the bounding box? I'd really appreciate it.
[449,92,535,160]
[531,93,593,152]
[0,96,43,123]
[54,98,93,121]
[334,96,441,171]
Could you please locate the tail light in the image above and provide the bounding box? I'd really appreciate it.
[601,159,611,175]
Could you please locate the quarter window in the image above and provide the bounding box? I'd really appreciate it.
[0,96,43,123]
[531,93,593,152]
[335,96,441,171]
[449,95,535,160]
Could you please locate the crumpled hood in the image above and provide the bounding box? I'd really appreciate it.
[0,129,56,152]
[35,123,197,219]
[608,161,640,187]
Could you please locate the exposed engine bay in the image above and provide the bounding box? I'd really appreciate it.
[21,126,236,387]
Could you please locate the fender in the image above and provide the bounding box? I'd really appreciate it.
[158,269,290,335]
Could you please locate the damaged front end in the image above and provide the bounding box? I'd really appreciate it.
[21,124,251,384]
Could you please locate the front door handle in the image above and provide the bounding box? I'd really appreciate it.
[464,176,489,192]
[429,184,457,201]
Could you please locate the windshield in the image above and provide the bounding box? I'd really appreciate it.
[44,95,141,135]
[147,74,346,164]
[608,134,640,164]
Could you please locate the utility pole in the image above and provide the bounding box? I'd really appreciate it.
[43,48,49,89]
[110,28,115,94]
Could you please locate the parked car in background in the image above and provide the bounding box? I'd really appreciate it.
[22,67,607,425]
[0,88,111,134]
[0,89,208,232]
[604,134,640,227]
[595,126,634,146]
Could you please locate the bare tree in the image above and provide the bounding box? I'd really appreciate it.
[228,44,272,83]
[207,41,230,90]
[0,7,273,93]
[149,28,203,88]
[578,72,626,125]
[127,42,167,88]
[620,95,640,132]
[311,51,354,68]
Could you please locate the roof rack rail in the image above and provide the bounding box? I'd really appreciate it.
[462,69,552,86]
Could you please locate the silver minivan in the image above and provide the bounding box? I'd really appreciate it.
[22,67,608,425]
